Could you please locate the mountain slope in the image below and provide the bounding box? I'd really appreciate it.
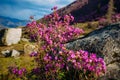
[57,0,120,22]
[39,0,120,23]
[0,16,29,28]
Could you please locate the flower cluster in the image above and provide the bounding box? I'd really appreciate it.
[27,7,106,79]
[98,13,120,28]
[30,51,38,57]
[27,9,84,54]
[67,50,106,76]
[32,67,41,75]
[43,48,106,78]
[8,67,26,77]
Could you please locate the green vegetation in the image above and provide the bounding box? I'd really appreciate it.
[0,40,38,79]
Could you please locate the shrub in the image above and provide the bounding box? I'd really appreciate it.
[27,7,106,80]
[9,7,106,80]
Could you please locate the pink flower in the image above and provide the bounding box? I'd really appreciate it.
[51,6,57,10]
[71,53,76,58]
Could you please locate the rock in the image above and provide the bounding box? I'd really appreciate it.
[2,28,22,46]
[21,38,29,42]
[11,49,20,58]
[24,44,38,55]
[66,23,120,80]
[1,49,20,58]
[1,50,11,57]
[99,62,120,80]
[0,28,6,45]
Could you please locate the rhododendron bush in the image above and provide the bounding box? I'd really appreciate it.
[26,7,106,80]
[9,7,106,80]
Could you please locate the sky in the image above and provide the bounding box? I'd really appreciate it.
[0,0,75,20]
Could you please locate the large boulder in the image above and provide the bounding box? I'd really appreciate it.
[66,23,120,80]
[0,28,6,44]
[2,28,22,46]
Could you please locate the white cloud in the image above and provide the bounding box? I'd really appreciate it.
[0,5,35,19]
[19,0,75,8]
[20,0,58,6]
[0,4,51,20]
[0,0,75,20]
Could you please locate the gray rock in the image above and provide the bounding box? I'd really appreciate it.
[99,62,120,80]
[1,50,11,57]
[2,28,22,46]
[66,23,120,80]
[24,44,38,55]
[11,49,20,58]
[0,28,6,44]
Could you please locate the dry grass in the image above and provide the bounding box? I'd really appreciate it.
[74,21,99,36]
[0,40,36,76]
[0,55,36,76]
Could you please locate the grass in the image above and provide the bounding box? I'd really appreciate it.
[74,21,99,36]
[0,55,36,74]
[0,40,37,78]
[0,40,27,52]
[0,55,37,80]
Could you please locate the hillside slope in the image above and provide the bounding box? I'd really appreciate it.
[57,0,120,22]
[39,0,120,23]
